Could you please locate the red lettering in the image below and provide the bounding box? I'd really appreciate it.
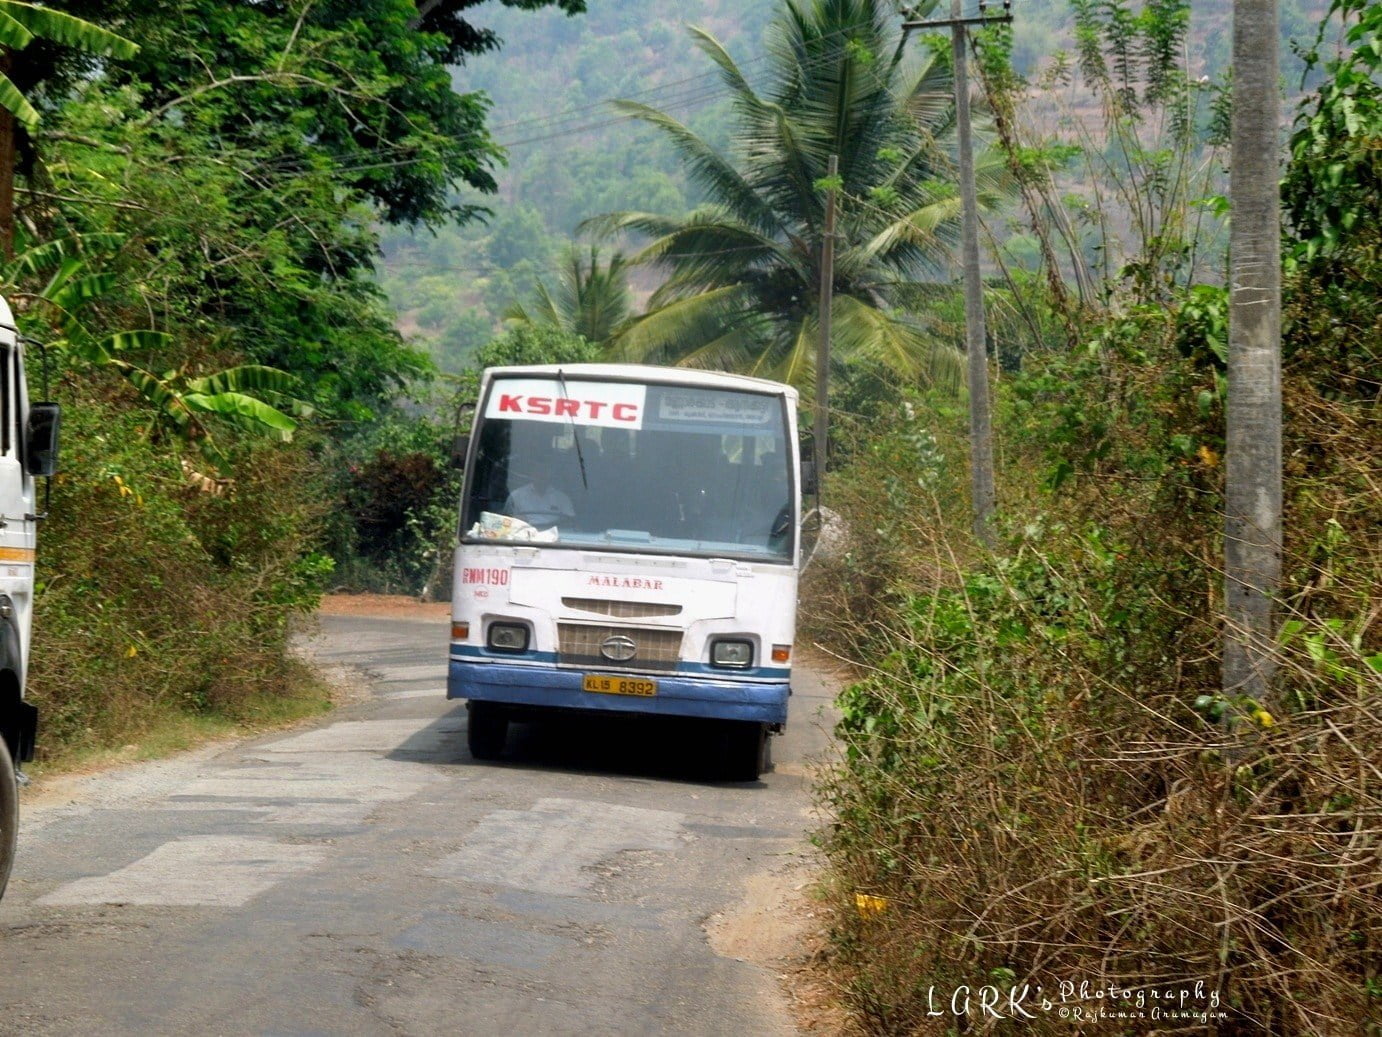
[613,403,638,422]
[587,401,606,418]
[529,396,551,415]
[498,393,523,413]
[464,568,509,586]
[555,398,579,417]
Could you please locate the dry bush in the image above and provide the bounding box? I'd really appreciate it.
[812,362,1380,1033]
[27,399,332,756]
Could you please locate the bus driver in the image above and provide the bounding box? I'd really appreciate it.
[503,454,574,529]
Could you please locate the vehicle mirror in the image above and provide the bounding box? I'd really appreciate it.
[800,459,817,495]
[25,402,59,477]
[450,433,471,469]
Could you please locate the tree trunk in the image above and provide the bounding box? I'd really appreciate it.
[1223,0,1282,708]
[0,48,15,260]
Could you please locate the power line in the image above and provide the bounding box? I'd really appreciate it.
[481,14,891,136]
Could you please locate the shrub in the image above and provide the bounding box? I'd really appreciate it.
[813,303,1380,1033]
[27,395,332,756]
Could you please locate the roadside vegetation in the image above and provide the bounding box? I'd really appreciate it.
[3,0,1375,1029]
[801,1,1381,1032]
[0,0,585,763]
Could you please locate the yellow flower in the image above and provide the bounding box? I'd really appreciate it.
[1198,444,1220,468]
[855,892,889,916]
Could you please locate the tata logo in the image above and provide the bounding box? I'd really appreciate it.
[599,635,638,662]
[496,393,639,423]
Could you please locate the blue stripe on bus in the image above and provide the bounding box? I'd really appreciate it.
[448,642,792,680]
[447,658,790,725]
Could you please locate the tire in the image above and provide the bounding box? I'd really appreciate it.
[467,701,508,761]
[0,736,17,901]
[723,722,769,782]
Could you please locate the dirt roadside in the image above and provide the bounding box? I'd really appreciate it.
[316,590,451,620]
[708,856,855,1035]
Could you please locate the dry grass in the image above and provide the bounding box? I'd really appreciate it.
[806,375,1381,1034]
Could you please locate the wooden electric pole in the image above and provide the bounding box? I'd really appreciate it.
[903,1,1009,546]
[814,153,837,508]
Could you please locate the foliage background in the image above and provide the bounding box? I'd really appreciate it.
[804,2,1381,1031]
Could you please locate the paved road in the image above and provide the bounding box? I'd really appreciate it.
[0,610,836,1035]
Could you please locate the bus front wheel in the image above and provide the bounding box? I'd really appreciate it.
[724,721,769,782]
[0,736,17,900]
[467,701,508,761]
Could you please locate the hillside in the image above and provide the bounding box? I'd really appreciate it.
[377,0,1328,372]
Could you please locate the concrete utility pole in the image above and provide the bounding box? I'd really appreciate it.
[903,1,1009,546]
[814,153,837,507]
[1223,0,1282,709]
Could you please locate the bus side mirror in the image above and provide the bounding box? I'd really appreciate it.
[800,459,817,496]
[450,433,471,469]
[25,402,60,477]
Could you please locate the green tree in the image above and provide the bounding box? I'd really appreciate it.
[484,203,555,270]
[475,323,601,369]
[587,0,1009,388]
[0,2,137,253]
[504,244,632,346]
[1,236,303,455]
[13,1,589,417]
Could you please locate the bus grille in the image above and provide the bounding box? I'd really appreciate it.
[561,597,683,619]
[557,623,683,672]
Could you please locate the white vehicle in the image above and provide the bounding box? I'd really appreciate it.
[448,364,802,780]
[0,297,61,899]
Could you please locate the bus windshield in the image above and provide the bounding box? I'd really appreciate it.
[463,377,793,561]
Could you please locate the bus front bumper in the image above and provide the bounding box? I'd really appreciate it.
[448,659,789,726]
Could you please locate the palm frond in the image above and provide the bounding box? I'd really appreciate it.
[609,100,782,236]
[832,294,963,390]
[609,284,749,364]
[673,322,770,372]
[579,0,1015,396]
[688,26,767,110]
[857,195,964,269]
[768,314,816,388]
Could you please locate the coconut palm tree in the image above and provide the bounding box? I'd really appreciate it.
[586,0,1009,388]
[504,243,633,346]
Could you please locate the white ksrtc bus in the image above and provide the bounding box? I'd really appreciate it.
[447,364,801,780]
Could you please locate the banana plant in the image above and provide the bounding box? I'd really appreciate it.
[0,3,139,129]
[2,234,308,456]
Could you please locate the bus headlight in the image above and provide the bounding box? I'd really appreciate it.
[711,639,753,669]
[487,622,530,653]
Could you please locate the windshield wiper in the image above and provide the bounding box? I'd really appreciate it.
[555,367,588,491]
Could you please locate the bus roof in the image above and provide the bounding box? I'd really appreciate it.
[481,363,799,401]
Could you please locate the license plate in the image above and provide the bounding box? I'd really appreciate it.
[583,674,658,697]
